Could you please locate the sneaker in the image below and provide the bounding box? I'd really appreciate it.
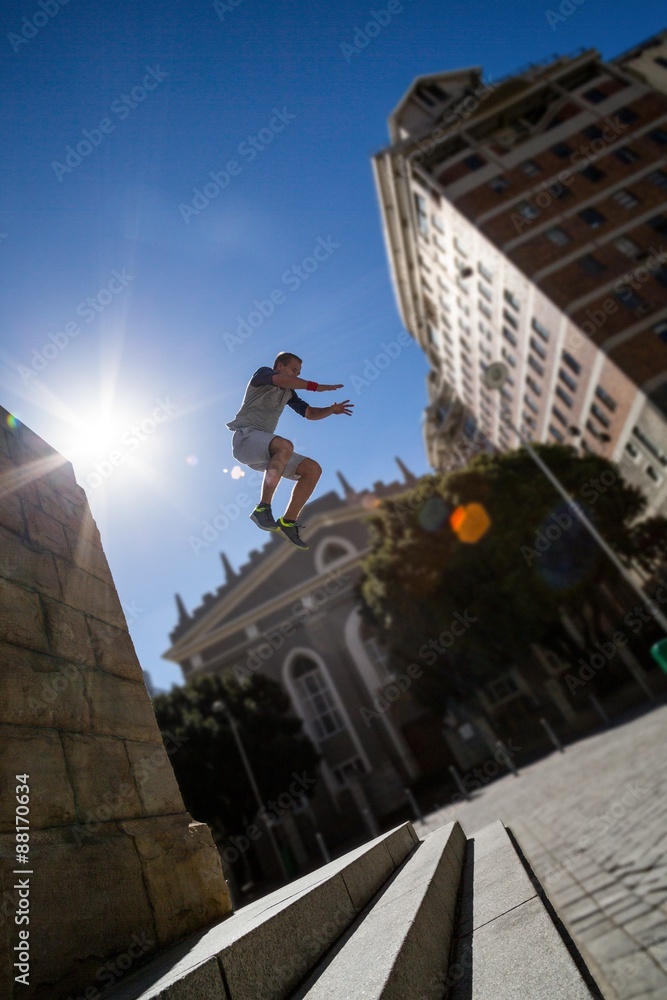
[250,504,278,532]
[278,517,308,549]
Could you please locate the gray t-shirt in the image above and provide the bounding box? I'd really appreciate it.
[226,367,309,433]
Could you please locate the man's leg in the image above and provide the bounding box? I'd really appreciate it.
[283,458,322,521]
[260,436,294,505]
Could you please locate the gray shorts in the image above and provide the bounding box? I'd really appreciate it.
[231,428,306,481]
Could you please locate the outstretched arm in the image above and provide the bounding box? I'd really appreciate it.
[272,373,343,392]
[306,400,354,421]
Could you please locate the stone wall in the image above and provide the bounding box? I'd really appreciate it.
[0,408,232,1000]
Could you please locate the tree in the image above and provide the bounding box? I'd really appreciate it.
[153,673,320,838]
[358,445,667,708]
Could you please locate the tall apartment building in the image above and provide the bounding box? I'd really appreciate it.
[373,32,667,513]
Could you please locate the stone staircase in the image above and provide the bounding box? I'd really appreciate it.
[103,819,604,1000]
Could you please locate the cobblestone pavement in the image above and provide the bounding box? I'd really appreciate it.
[416,703,667,1000]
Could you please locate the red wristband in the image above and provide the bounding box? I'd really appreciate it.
[307,381,318,391]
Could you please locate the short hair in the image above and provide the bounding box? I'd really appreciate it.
[273,352,302,369]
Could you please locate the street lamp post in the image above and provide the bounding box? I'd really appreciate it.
[483,362,667,636]
[212,699,290,882]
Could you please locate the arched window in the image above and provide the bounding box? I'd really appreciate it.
[290,655,345,741]
[314,536,356,575]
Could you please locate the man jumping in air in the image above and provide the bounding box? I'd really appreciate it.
[226,352,353,549]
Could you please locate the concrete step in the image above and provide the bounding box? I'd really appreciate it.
[103,821,419,1000]
[289,820,467,1000]
[447,820,604,1000]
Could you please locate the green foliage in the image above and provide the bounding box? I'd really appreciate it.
[358,444,667,705]
[153,673,320,836]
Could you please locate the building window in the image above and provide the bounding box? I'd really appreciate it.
[518,200,540,220]
[478,262,493,283]
[478,281,492,302]
[530,336,547,360]
[653,320,667,343]
[531,317,550,341]
[502,326,517,347]
[501,346,516,367]
[654,267,667,290]
[613,189,640,209]
[504,289,520,311]
[559,368,577,392]
[562,350,581,375]
[524,395,539,415]
[291,655,345,741]
[614,236,642,258]
[551,142,573,158]
[590,403,611,428]
[648,170,667,191]
[578,254,605,274]
[614,146,640,164]
[489,176,510,193]
[520,160,541,176]
[479,299,492,319]
[579,165,605,182]
[614,287,649,313]
[503,308,518,330]
[646,466,662,484]
[414,193,428,235]
[528,355,544,377]
[549,424,564,442]
[649,215,667,235]
[552,406,568,426]
[454,237,468,257]
[625,441,639,460]
[526,376,542,396]
[583,125,603,140]
[432,215,444,234]
[583,87,607,104]
[617,107,639,124]
[556,385,573,408]
[579,207,606,228]
[595,386,617,411]
[464,153,486,171]
[547,226,571,246]
[648,128,667,146]
[331,757,367,789]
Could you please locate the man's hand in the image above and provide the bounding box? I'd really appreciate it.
[318,383,344,392]
[331,400,354,415]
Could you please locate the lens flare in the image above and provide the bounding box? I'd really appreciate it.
[418,497,450,532]
[5,414,19,430]
[231,466,245,480]
[450,503,491,544]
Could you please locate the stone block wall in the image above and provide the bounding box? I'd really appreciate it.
[0,408,232,1000]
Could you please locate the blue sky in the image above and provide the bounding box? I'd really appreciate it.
[1,0,665,691]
